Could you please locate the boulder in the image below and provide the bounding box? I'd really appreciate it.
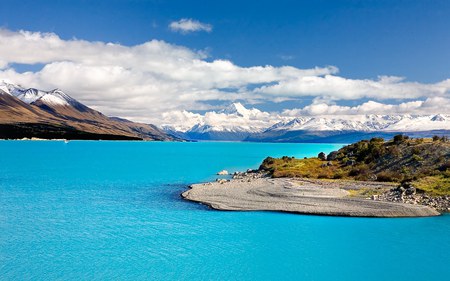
[326,151,339,161]
[217,170,229,175]
[216,178,228,184]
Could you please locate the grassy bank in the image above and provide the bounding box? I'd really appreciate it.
[260,136,450,196]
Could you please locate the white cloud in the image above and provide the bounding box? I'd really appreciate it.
[169,18,212,34]
[162,103,283,132]
[256,74,450,100]
[161,99,450,133]
[282,97,450,116]
[0,28,449,125]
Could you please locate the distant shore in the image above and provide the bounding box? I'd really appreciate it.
[182,172,442,218]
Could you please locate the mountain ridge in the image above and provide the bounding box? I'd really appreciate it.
[0,82,178,141]
[162,103,450,142]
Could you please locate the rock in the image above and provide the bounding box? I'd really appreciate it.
[346,160,356,166]
[318,152,326,161]
[405,187,416,195]
[216,178,228,184]
[326,151,339,161]
[327,161,333,166]
[217,170,229,175]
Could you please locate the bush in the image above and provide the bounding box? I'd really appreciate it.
[411,147,421,155]
[438,161,450,172]
[349,164,369,177]
[393,134,409,144]
[370,137,384,143]
[376,171,402,182]
[341,157,350,164]
[412,154,423,162]
[281,156,294,162]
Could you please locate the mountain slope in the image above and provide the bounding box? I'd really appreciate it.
[0,82,178,141]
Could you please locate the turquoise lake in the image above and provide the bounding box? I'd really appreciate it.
[0,140,449,280]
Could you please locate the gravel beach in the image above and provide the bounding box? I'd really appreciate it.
[182,177,440,217]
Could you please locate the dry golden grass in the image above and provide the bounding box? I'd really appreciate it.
[414,175,450,196]
[264,157,345,179]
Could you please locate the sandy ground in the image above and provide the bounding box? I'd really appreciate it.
[182,178,440,217]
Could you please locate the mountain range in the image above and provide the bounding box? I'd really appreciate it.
[0,82,177,141]
[162,103,450,142]
[2,82,448,142]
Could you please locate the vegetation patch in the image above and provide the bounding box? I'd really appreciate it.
[414,175,450,196]
[259,135,450,196]
[347,188,386,198]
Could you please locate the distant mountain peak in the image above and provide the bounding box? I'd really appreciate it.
[432,114,446,122]
[219,102,262,117]
[220,102,248,116]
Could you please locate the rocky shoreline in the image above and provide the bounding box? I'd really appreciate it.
[182,171,445,217]
[372,184,450,213]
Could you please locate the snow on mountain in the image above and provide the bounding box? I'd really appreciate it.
[0,82,12,95]
[219,102,263,118]
[385,115,450,131]
[431,114,447,122]
[0,81,74,106]
[162,102,450,139]
[264,115,408,132]
[162,102,282,134]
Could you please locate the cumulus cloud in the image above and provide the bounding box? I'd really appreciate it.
[256,75,450,100]
[0,28,449,125]
[161,98,450,132]
[161,103,282,132]
[282,97,450,116]
[169,18,212,34]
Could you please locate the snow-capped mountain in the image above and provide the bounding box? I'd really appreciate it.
[265,115,408,132]
[162,103,450,142]
[0,81,177,141]
[1,82,79,107]
[162,102,281,140]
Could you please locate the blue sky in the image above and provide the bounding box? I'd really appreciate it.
[1,0,449,82]
[0,0,449,123]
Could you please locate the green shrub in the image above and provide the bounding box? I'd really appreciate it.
[377,171,402,182]
[412,154,423,162]
[393,134,408,144]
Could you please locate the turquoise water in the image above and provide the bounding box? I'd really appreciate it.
[0,141,449,280]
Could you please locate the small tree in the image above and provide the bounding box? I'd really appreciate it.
[393,134,408,144]
[318,152,326,161]
[432,135,440,142]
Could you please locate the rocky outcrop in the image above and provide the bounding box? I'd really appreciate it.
[373,183,450,212]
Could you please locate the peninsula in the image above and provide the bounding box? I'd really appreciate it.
[183,136,450,217]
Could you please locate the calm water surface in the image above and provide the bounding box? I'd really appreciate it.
[0,141,449,280]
